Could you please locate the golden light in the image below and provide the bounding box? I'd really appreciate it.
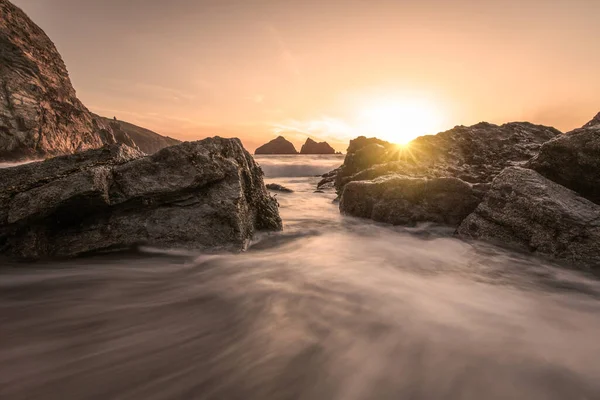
[357,98,446,144]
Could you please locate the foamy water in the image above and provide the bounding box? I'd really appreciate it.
[1,155,600,399]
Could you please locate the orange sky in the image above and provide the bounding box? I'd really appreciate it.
[12,0,600,152]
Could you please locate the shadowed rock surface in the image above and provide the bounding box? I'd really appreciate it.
[528,119,600,204]
[266,183,294,193]
[0,137,282,260]
[255,136,298,154]
[334,123,561,194]
[340,175,481,228]
[300,138,336,154]
[0,0,116,161]
[458,167,600,270]
[94,115,181,154]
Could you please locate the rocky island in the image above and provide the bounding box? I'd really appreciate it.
[254,136,298,154]
[300,138,336,154]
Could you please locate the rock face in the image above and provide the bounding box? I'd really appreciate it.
[457,167,600,270]
[94,115,181,154]
[340,176,481,228]
[255,136,298,155]
[0,0,116,161]
[0,137,282,260]
[334,123,560,194]
[527,121,600,205]
[300,138,335,154]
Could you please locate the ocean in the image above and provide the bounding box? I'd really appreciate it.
[1,154,600,399]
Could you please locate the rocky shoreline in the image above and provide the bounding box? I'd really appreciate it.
[324,115,600,270]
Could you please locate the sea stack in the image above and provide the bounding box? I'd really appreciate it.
[300,138,336,154]
[255,136,298,154]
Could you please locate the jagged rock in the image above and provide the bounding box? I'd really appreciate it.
[317,167,341,190]
[0,0,116,161]
[255,136,298,155]
[0,137,282,260]
[94,114,181,154]
[582,112,600,128]
[527,121,600,204]
[300,138,335,154]
[340,175,481,227]
[333,123,560,194]
[266,183,294,193]
[457,167,600,270]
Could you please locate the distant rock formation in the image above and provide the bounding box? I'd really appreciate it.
[300,138,336,154]
[0,137,282,260]
[255,136,298,154]
[0,0,116,161]
[93,114,181,154]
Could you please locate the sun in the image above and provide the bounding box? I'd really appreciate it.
[358,98,445,144]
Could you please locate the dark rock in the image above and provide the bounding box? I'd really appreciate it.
[93,114,181,154]
[255,136,298,155]
[300,138,335,154]
[457,167,600,270]
[0,0,116,161]
[340,175,481,228]
[0,137,282,260]
[527,123,600,204]
[266,183,294,193]
[317,167,341,190]
[314,190,325,193]
[582,112,600,129]
[333,123,560,195]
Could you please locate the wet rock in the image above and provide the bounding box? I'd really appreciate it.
[527,122,600,204]
[266,183,294,193]
[0,0,117,161]
[457,167,600,270]
[340,175,481,228]
[255,136,298,155]
[0,137,282,260]
[300,138,335,154]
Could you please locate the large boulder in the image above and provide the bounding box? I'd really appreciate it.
[457,167,600,270]
[334,123,560,194]
[0,0,117,161]
[0,137,282,260]
[340,175,481,227]
[255,136,298,155]
[299,138,335,154]
[527,121,600,205]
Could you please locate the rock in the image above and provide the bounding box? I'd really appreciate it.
[582,111,600,129]
[333,123,560,195]
[457,167,600,270]
[527,121,600,204]
[340,175,481,228]
[266,183,294,193]
[0,0,116,161]
[314,190,325,193]
[93,114,181,154]
[255,136,298,155]
[0,137,282,260]
[317,167,341,190]
[300,138,336,154]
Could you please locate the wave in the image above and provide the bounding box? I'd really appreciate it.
[255,155,344,178]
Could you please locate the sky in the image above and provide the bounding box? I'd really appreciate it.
[11,0,600,151]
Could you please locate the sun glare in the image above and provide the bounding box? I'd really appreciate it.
[358,98,445,144]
